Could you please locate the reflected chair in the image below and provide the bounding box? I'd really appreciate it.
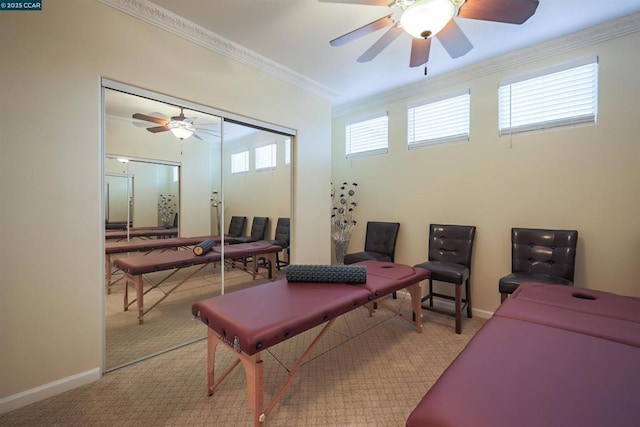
[414,224,476,334]
[226,216,247,238]
[499,227,578,303]
[235,217,269,243]
[260,217,290,270]
[344,221,400,264]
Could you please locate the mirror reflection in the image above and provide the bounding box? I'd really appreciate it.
[105,158,180,232]
[103,87,292,372]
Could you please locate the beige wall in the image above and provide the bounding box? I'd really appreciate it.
[0,0,331,405]
[332,30,640,314]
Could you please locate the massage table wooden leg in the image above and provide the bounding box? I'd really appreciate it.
[127,264,210,324]
[207,319,337,425]
[105,254,112,294]
[120,273,144,323]
[208,330,265,426]
[134,275,145,325]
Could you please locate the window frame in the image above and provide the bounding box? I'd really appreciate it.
[230,150,249,174]
[345,112,389,159]
[499,56,598,136]
[284,137,291,167]
[407,89,471,150]
[254,142,277,172]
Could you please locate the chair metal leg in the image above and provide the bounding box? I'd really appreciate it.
[465,278,472,318]
[454,284,462,334]
[428,278,434,307]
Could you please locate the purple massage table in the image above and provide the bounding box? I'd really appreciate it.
[191,261,429,426]
[105,227,179,241]
[104,235,243,293]
[113,242,283,324]
[406,282,640,427]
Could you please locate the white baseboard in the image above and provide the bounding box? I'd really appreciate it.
[394,289,494,319]
[0,367,101,415]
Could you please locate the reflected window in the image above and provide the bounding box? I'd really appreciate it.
[255,143,277,171]
[231,150,249,174]
[284,138,291,167]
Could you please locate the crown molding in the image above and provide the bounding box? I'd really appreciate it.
[333,12,640,117]
[98,0,338,101]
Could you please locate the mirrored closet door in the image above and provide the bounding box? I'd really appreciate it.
[102,83,293,372]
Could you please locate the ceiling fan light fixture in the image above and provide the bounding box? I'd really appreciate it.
[400,0,456,39]
[168,119,195,140]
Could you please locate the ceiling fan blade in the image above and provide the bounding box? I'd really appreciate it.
[457,0,539,25]
[319,0,392,5]
[195,127,221,135]
[436,19,473,59]
[330,15,394,46]
[357,25,403,63]
[410,37,431,68]
[146,125,170,133]
[132,113,168,125]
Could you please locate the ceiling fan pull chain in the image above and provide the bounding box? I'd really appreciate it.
[424,36,429,76]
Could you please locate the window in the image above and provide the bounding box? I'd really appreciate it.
[172,166,179,183]
[255,143,277,171]
[408,91,470,149]
[284,138,291,167]
[345,114,388,158]
[231,150,249,174]
[499,57,598,135]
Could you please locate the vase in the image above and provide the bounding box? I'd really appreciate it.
[334,238,350,265]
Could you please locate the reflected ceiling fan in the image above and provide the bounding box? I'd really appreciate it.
[132,108,219,141]
[326,0,539,74]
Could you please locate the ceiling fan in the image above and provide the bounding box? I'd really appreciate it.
[326,0,539,75]
[132,108,218,141]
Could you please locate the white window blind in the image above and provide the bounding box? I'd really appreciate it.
[345,114,388,158]
[255,143,277,171]
[499,58,598,135]
[284,138,291,166]
[408,91,470,149]
[231,151,249,174]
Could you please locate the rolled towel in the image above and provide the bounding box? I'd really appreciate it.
[286,264,367,284]
[193,239,216,256]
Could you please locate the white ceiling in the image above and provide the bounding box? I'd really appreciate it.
[150,0,640,104]
[143,0,640,105]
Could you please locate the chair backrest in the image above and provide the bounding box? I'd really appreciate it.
[428,224,476,269]
[364,221,401,261]
[227,216,247,237]
[273,218,290,246]
[249,217,269,240]
[511,228,578,281]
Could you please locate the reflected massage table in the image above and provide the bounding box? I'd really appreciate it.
[105,227,179,241]
[113,242,283,324]
[191,261,429,426]
[105,235,242,293]
[406,282,640,427]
